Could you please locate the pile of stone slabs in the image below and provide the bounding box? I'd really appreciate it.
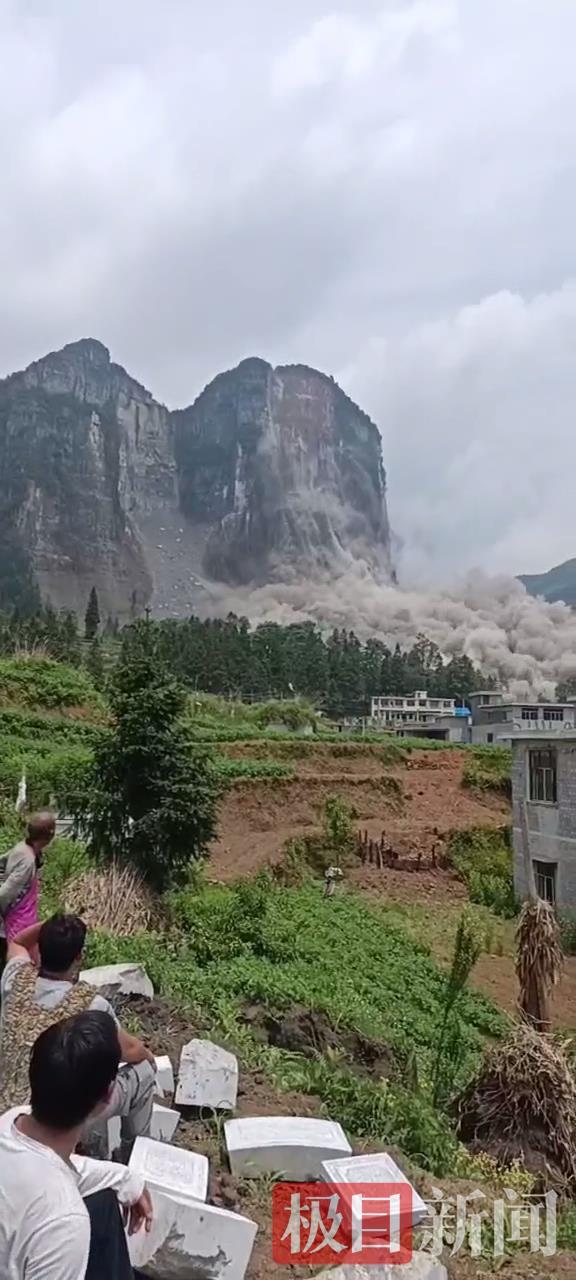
[79,962,154,1000]
[225,1115,352,1179]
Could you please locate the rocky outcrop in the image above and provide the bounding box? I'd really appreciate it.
[174,358,394,586]
[0,344,394,618]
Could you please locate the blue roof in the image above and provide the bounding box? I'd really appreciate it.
[455,706,471,717]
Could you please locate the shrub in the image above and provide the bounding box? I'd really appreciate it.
[448,827,517,918]
[462,746,512,797]
[0,656,104,714]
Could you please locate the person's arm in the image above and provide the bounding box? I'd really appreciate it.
[7,920,43,963]
[70,1152,145,1205]
[25,1212,90,1280]
[0,849,34,916]
[117,1025,156,1067]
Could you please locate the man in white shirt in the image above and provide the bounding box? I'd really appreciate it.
[0,1008,152,1279]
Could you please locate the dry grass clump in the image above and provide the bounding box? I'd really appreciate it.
[456,1023,576,1188]
[516,897,563,1031]
[64,862,158,935]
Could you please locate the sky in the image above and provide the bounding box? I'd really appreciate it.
[1,0,576,583]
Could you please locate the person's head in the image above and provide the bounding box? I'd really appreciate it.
[27,811,56,853]
[30,1010,120,1131]
[39,913,87,977]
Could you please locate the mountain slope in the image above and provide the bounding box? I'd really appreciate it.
[519,558,576,606]
[0,342,393,618]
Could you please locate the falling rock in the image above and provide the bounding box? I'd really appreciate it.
[314,1256,447,1280]
[128,1188,258,1280]
[322,1151,428,1229]
[129,1135,208,1203]
[154,1055,175,1098]
[175,1039,238,1111]
[225,1116,351,1180]
[150,1103,180,1143]
[79,962,154,1000]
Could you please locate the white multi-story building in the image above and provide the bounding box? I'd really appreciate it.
[468,691,576,745]
[371,690,457,729]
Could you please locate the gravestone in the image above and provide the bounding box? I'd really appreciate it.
[175,1039,238,1111]
[322,1151,428,1228]
[225,1116,352,1179]
[128,1189,258,1280]
[315,1257,447,1280]
[150,1103,180,1143]
[79,962,154,1000]
[154,1055,175,1098]
[129,1135,208,1202]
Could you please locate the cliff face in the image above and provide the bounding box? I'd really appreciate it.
[174,358,393,586]
[0,344,393,618]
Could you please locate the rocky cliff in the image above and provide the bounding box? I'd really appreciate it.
[0,343,394,618]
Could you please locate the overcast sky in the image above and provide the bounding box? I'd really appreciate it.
[1,0,575,582]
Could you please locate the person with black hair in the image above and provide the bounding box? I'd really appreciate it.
[0,1009,152,1278]
[0,914,157,1153]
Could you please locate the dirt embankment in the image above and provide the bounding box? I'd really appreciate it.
[210,747,509,883]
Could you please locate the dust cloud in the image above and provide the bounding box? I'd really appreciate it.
[199,566,576,700]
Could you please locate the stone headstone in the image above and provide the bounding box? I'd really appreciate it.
[154,1055,175,1098]
[225,1116,352,1179]
[128,1188,258,1280]
[129,1135,208,1203]
[175,1039,238,1111]
[322,1151,428,1228]
[150,1103,180,1143]
[79,962,154,1000]
[314,1257,447,1280]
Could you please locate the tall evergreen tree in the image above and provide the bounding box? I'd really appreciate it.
[84,587,101,640]
[83,619,219,890]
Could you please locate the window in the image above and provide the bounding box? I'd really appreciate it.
[487,733,494,744]
[533,860,557,904]
[529,748,557,803]
[544,709,564,722]
[521,708,538,721]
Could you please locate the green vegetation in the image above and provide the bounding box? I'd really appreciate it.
[213,758,293,782]
[0,656,103,713]
[82,621,220,890]
[84,586,100,640]
[448,826,517,918]
[85,876,506,1174]
[462,745,512,797]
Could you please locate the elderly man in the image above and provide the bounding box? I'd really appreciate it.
[0,812,56,962]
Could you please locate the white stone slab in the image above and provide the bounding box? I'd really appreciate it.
[150,1103,180,1143]
[129,1135,208,1203]
[322,1152,428,1228]
[175,1039,238,1111]
[315,1257,446,1280]
[154,1054,175,1098]
[107,1115,121,1157]
[225,1116,352,1179]
[129,1188,258,1280]
[79,962,154,1000]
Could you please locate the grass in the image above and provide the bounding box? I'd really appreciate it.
[448,826,517,918]
[82,876,508,1175]
[0,656,104,714]
[462,745,512,797]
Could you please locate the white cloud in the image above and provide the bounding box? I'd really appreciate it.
[0,0,576,584]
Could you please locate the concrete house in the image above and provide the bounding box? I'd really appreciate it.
[511,733,576,909]
[469,690,576,746]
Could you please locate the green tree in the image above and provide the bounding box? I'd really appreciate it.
[84,587,100,640]
[83,620,219,890]
[86,635,104,688]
